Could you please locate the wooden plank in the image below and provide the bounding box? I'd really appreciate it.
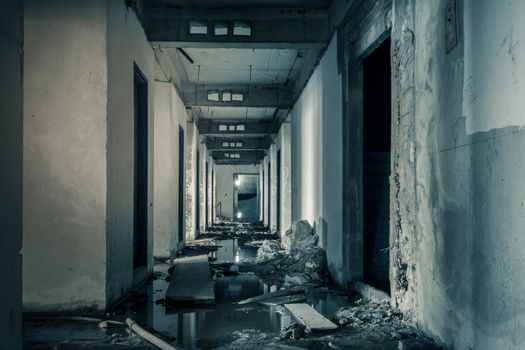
[259,294,306,306]
[166,255,215,304]
[284,303,338,331]
[236,286,305,305]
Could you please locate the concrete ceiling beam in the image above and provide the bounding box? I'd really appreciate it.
[205,136,272,150]
[143,6,330,49]
[181,84,294,108]
[197,119,277,136]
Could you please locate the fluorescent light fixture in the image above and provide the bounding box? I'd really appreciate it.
[236,124,245,131]
[224,153,230,158]
[233,21,252,36]
[236,142,243,147]
[207,90,220,102]
[229,125,236,131]
[219,124,227,131]
[189,20,208,34]
[222,91,232,102]
[230,142,236,147]
[231,93,244,102]
[233,153,241,159]
[222,141,229,147]
[214,21,228,36]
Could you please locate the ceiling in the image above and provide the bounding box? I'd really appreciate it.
[143,0,334,164]
[197,106,276,120]
[170,48,303,85]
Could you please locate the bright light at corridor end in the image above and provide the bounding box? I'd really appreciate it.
[235,178,241,186]
[237,212,243,219]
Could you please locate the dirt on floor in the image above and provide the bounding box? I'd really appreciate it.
[23,221,441,350]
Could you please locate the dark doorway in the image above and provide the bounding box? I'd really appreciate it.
[233,174,260,222]
[196,151,200,235]
[362,37,391,293]
[133,65,148,271]
[276,149,281,233]
[178,126,185,243]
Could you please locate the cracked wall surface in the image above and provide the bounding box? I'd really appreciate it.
[342,0,525,349]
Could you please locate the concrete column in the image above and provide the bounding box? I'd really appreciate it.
[259,165,264,222]
[184,121,198,241]
[207,156,214,226]
[263,156,270,227]
[280,122,292,233]
[198,143,208,232]
[0,1,23,347]
[269,144,278,232]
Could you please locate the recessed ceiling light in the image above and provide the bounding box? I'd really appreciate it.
[214,21,228,36]
[189,20,208,35]
[232,93,244,102]
[233,20,252,36]
[222,91,232,102]
[207,90,220,102]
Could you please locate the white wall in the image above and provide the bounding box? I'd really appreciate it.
[153,81,187,257]
[215,165,261,220]
[0,1,23,347]
[185,121,199,241]
[290,36,344,285]
[269,144,278,231]
[263,156,270,227]
[275,121,293,233]
[106,0,155,305]
[23,0,109,312]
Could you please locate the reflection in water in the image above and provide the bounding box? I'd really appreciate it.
[141,240,351,350]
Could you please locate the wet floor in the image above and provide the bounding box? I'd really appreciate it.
[23,239,352,350]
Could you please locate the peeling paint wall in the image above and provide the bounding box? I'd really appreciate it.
[0,0,23,346]
[153,81,188,258]
[269,144,278,231]
[184,121,199,241]
[106,0,155,306]
[198,142,209,233]
[290,35,344,285]
[341,0,525,349]
[23,0,108,312]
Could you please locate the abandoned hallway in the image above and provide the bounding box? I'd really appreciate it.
[2,0,525,349]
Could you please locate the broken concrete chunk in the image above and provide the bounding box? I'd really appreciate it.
[281,220,319,253]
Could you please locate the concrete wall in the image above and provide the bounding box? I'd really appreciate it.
[413,1,525,349]
[215,165,260,220]
[153,81,188,257]
[275,121,293,233]
[339,0,525,348]
[106,0,155,305]
[0,0,23,346]
[23,0,109,312]
[185,121,199,241]
[198,142,209,232]
[290,35,344,285]
[207,156,214,225]
[262,156,270,227]
[269,144,278,231]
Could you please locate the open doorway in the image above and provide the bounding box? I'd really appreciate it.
[133,64,148,273]
[362,37,392,293]
[233,174,260,222]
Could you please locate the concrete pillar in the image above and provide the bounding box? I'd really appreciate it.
[280,122,293,233]
[0,1,23,347]
[198,143,208,232]
[184,121,198,241]
[269,144,278,232]
[263,156,270,227]
[259,165,264,222]
[207,156,214,226]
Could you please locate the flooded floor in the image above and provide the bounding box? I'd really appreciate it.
[23,232,440,350]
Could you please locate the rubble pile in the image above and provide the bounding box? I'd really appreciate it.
[335,298,417,337]
[246,220,331,286]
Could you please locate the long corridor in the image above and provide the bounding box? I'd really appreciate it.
[2,0,525,349]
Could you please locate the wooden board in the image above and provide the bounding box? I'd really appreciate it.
[237,286,304,305]
[166,255,215,304]
[259,294,306,306]
[284,303,338,331]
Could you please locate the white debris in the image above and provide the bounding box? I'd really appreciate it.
[281,220,319,254]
